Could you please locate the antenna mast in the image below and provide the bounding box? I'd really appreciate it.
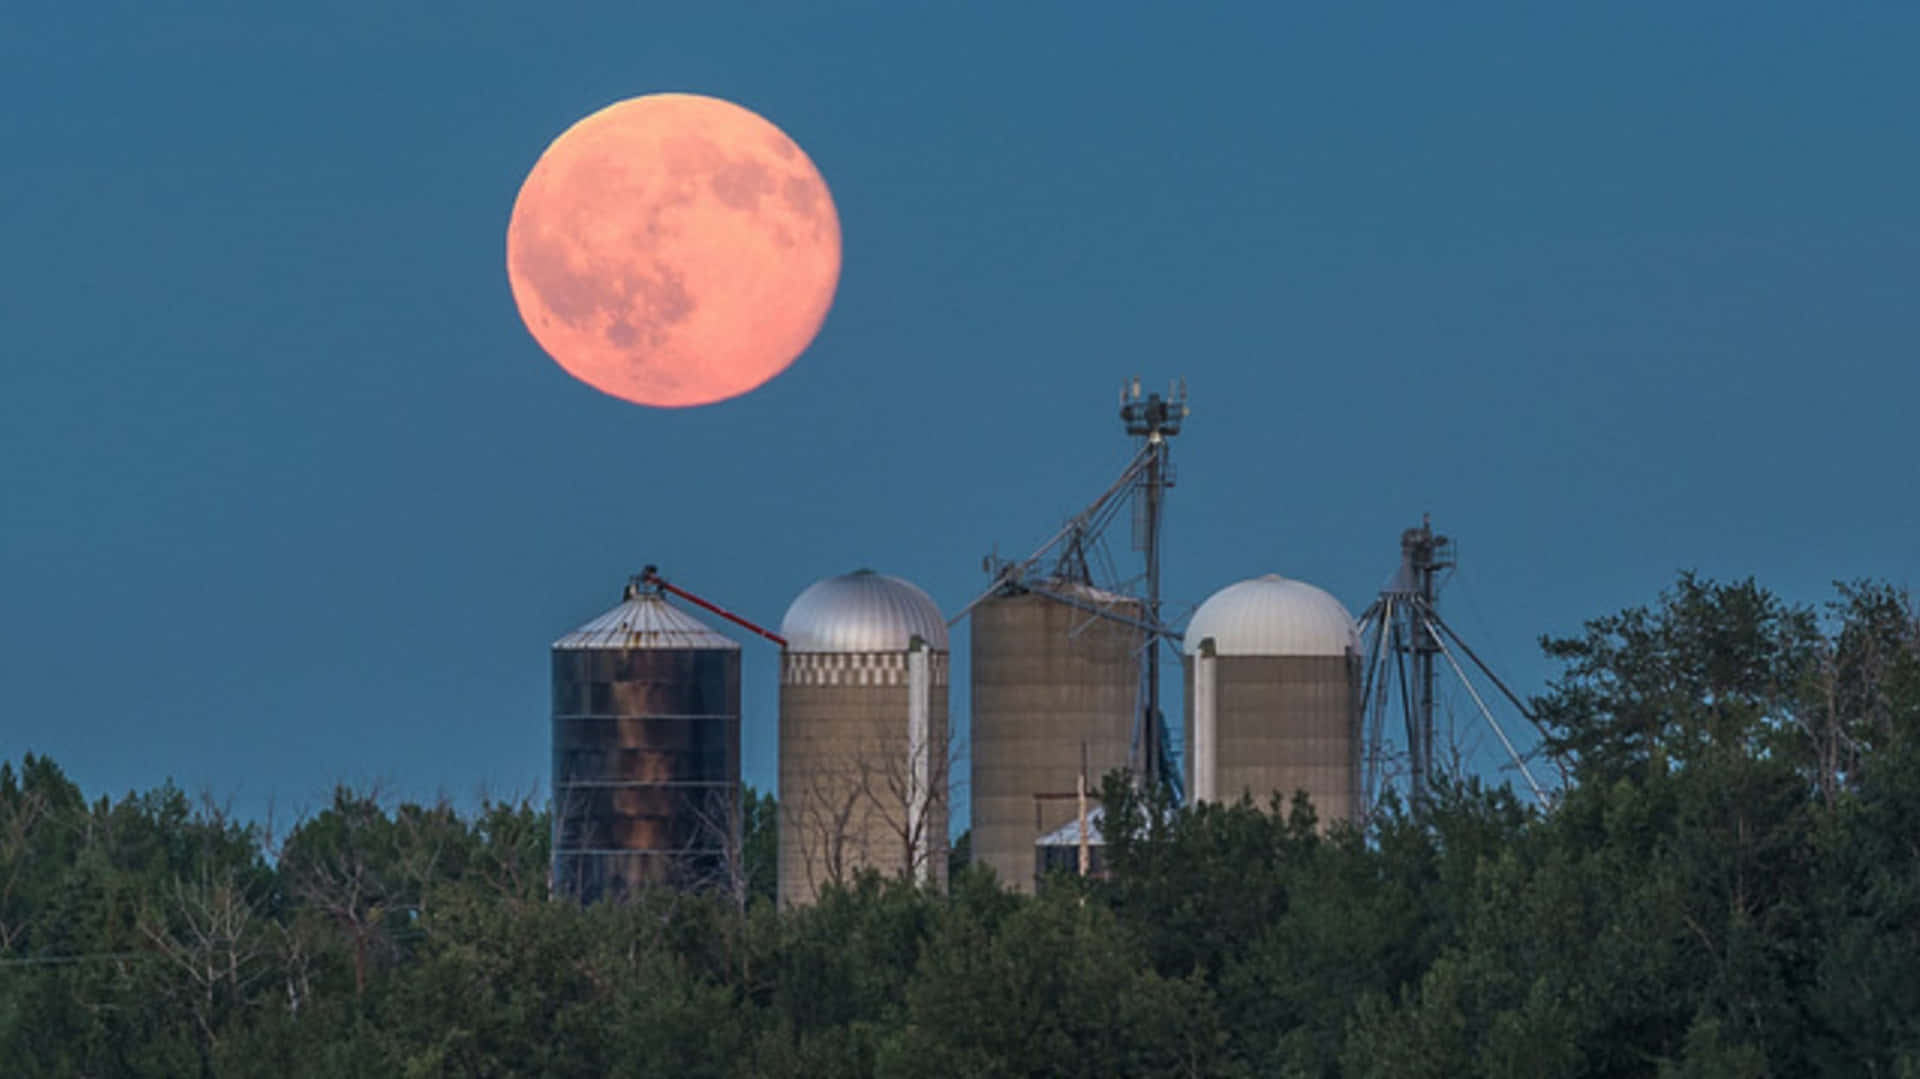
[1120,377,1188,791]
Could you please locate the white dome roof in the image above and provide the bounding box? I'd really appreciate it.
[781,569,949,653]
[1183,574,1356,657]
[554,591,739,651]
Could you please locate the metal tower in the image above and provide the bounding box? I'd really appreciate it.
[1355,516,1552,814]
[1119,377,1186,790]
[949,377,1189,794]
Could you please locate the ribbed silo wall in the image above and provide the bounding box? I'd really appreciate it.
[778,650,949,907]
[970,592,1140,893]
[551,647,741,902]
[1183,654,1360,825]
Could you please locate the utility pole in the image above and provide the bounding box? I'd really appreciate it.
[1077,742,1091,877]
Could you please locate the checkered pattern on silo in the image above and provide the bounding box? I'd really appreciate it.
[777,648,949,907]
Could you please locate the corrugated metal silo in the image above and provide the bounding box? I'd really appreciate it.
[1182,574,1361,824]
[778,569,950,907]
[551,580,741,902]
[970,581,1142,893]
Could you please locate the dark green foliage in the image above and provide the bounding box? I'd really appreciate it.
[1533,573,1824,784]
[742,784,779,908]
[3,574,1918,1076]
[882,889,1231,1078]
[945,826,971,881]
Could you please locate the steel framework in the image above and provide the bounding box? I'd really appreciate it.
[948,376,1189,794]
[1354,517,1553,814]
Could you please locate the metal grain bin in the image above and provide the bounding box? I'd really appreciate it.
[551,580,741,902]
[1182,574,1361,825]
[970,580,1142,893]
[778,569,950,907]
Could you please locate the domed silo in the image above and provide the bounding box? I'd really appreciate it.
[1182,574,1361,824]
[551,578,741,902]
[778,569,950,907]
[971,580,1143,893]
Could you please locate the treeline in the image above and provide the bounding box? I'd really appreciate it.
[4,574,1920,1077]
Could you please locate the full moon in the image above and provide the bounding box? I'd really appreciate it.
[506,94,841,408]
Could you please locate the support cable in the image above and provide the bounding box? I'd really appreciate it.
[1367,600,1396,814]
[1356,600,1390,817]
[1422,612,1549,807]
[1391,615,1420,806]
[1427,614,1547,733]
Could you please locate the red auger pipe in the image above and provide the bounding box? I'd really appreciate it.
[640,565,788,648]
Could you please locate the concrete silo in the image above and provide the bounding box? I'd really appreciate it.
[970,581,1142,892]
[1183,574,1361,824]
[778,569,949,907]
[551,579,740,902]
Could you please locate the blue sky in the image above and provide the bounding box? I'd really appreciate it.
[3,3,1915,829]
